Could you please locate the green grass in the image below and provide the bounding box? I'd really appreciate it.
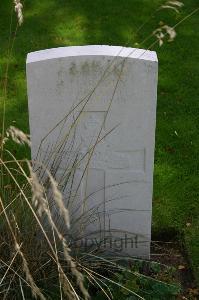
[0,0,199,284]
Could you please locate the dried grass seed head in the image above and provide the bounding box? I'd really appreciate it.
[14,0,23,26]
[48,173,70,229]
[153,24,177,46]
[28,162,48,217]
[161,1,184,13]
[15,242,46,300]
[6,126,30,146]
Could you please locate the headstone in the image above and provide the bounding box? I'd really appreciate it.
[27,45,158,258]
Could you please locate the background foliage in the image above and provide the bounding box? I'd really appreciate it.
[0,0,198,284]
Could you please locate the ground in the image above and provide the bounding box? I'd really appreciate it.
[0,0,198,286]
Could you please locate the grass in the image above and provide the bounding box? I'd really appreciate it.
[0,0,198,285]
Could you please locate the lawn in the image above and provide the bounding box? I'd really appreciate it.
[0,0,199,285]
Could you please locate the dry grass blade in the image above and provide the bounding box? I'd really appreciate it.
[62,241,90,300]
[83,253,180,289]
[0,196,45,299]
[27,161,89,299]
[0,159,68,278]
[15,242,46,300]
[0,258,31,288]
[19,278,26,300]
[81,265,145,300]
[0,244,21,285]
[2,273,15,300]
[83,268,113,300]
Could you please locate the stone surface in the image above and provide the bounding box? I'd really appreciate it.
[27,45,158,257]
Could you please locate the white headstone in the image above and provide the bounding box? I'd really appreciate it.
[27,45,158,258]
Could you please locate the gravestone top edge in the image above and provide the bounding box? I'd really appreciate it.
[26,45,158,64]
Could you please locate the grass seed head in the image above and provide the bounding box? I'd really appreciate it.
[14,0,23,25]
[6,126,30,146]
